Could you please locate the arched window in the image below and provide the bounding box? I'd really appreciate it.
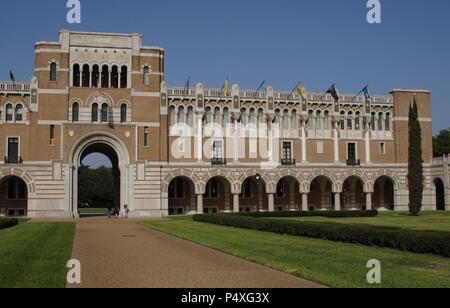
[283,109,289,130]
[257,108,265,124]
[143,66,150,86]
[101,104,109,123]
[111,66,119,88]
[169,106,176,126]
[73,64,80,87]
[15,104,23,122]
[187,106,195,127]
[92,103,99,123]
[215,107,222,125]
[5,104,13,122]
[340,111,345,130]
[240,108,248,126]
[178,106,185,124]
[355,112,361,130]
[385,113,391,131]
[101,65,109,88]
[120,104,127,123]
[347,112,353,130]
[316,110,322,130]
[324,111,330,129]
[307,110,314,129]
[82,64,90,87]
[378,112,383,131]
[50,62,57,81]
[371,112,376,131]
[120,66,127,88]
[91,65,100,88]
[291,110,297,130]
[72,102,79,122]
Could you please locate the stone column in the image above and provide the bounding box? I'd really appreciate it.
[268,193,275,212]
[196,114,203,163]
[301,119,307,163]
[233,116,239,163]
[334,193,341,211]
[365,117,371,163]
[366,192,373,210]
[197,194,204,214]
[233,194,240,213]
[332,118,340,163]
[302,193,309,212]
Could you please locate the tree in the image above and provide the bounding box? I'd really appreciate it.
[433,128,450,157]
[78,166,114,208]
[408,99,424,216]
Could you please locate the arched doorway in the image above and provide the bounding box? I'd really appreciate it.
[240,176,267,212]
[168,176,196,215]
[70,133,130,217]
[373,176,395,211]
[203,176,232,213]
[309,176,333,211]
[342,176,365,210]
[275,176,301,211]
[0,176,28,217]
[434,178,446,211]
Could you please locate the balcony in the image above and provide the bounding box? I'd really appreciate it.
[211,158,227,166]
[281,158,296,166]
[4,156,23,164]
[346,158,361,166]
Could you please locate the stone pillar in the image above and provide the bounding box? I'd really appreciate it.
[302,193,308,212]
[301,121,307,163]
[233,117,239,163]
[197,115,203,163]
[366,192,373,210]
[334,193,341,211]
[233,194,240,213]
[333,120,340,163]
[268,193,275,212]
[365,118,371,163]
[197,194,204,214]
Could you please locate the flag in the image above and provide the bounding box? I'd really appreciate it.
[184,77,190,95]
[261,82,267,95]
[297,83,306,102]
[326,84,340,102]
[9,70,15,83]
[362,86,371,103]
[225,78,230,97]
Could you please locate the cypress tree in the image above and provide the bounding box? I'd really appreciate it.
[408,99,424,216]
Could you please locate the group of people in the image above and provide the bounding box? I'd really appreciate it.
[107,208,120,219]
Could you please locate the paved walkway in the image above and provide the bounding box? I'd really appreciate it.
[68,218,324,288]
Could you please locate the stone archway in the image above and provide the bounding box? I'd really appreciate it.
[69,133,131,217]
[434,178,446,211]
[0,176,28,217]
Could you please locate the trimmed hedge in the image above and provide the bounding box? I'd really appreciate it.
[192,214,450,258]
[0,218,19,230]
[237,210,379,218]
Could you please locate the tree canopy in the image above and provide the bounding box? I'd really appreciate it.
[78,166,114,209]
[433,128,450,158]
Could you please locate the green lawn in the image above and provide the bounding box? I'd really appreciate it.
[78,208,107,214]
[140,216,450,288]
[277,212,450,232]
[0,221,75,288]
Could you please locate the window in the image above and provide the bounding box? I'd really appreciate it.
[73,64,80,87]
[143,66,150,86]
[91,65,100,88]
[385,113,391,131]
[347,112,353,130]
[144,127,149,147]
[371,112,376,131]
[355,112,361,130]
[101,65,109,88]
[7,138,19,164]
[315,111,322,130]
[323,111,329,129]
[50,125,55,145]
[82,64,90,87]
[378,113,383,131]
[111,66,119,88]
[50,62,57,81]
[6,104,13,122]
[72,102,79,122]
[307,110,314,129]
[282,142,292,164]
[347,143,357,162]
[212,141,223,160]
[380,142,386,154]
[340,112,345,130]
[205,179,219,199]
[15,104,23,122]
[120,104,127,123]
[101,104,108,123]
[120,66,127,88]
[92,103,99,123]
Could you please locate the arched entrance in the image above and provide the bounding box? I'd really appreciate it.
[70,133,130,217]
[434,178,446,211]
[203,176,232,213]
[240,176,267,212]
[275,176,301,211]
[0,176,28,217]
[309,176,333,211]
[342,176,365,210]
[373,176,395,211]
[168,176,196,215]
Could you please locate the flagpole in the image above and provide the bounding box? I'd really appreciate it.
[288,81,301,99]
[351,85,368,102]
[254,80,265,98]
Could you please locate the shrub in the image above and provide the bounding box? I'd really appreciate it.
[237,210,378,218]
[192,214,450,258]
[0,218,19,230]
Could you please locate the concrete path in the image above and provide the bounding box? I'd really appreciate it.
[68,218,324,288]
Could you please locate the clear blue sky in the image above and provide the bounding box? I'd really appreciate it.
[1,0,449,166]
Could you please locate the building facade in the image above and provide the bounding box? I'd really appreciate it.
[0,30,449,218]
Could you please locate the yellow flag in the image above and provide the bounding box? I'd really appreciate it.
[225,78,230,97]
[297,83,306,102]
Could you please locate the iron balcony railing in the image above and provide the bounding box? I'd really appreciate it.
[346,158,361,166]
[281,158,296,166]
[211,158,227,166]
